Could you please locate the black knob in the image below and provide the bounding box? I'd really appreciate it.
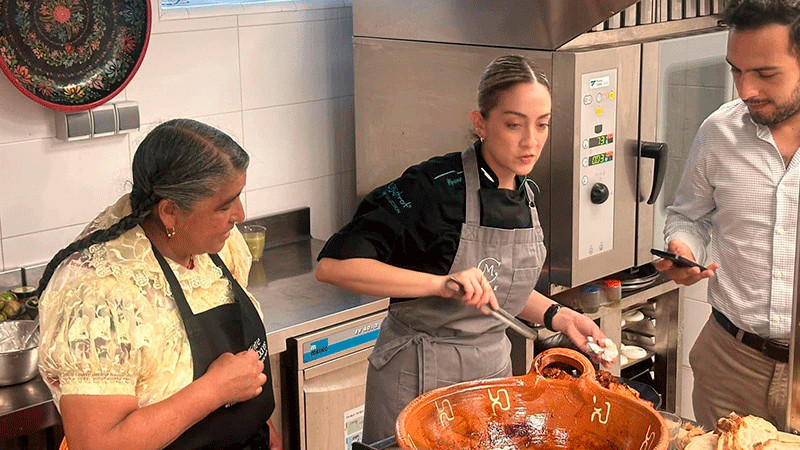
[591,183,609,204]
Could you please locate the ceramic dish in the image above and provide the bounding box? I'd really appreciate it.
[396,348,668,449]
[0,0,151,111]
[623,309,646,323]
[621,344,648,360]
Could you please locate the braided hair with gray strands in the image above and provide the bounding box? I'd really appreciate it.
[36,118,250,296]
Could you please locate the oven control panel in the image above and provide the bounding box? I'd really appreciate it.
[578,68,617,260]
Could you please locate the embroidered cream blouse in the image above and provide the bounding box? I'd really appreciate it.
[39,195,257,410]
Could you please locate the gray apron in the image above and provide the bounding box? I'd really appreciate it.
[361,145,547,443]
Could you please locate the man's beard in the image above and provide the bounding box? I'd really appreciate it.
[748,82,800,126]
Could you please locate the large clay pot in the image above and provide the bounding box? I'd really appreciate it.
[395,348,668,449]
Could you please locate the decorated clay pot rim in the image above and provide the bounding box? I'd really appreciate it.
[0,0,152,112]
[395,347,670,450]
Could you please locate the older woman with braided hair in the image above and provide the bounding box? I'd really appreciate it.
[36,119,281,449]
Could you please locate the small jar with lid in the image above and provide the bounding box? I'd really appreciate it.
[599,279,622,305]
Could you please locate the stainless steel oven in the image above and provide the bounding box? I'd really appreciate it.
[352,0,727,295]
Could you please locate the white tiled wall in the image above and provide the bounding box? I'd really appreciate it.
[652,30,733,420]
[0,1,355,270]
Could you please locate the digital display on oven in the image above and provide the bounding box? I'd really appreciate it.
[589,133,614,148]
[588,151,614,166]
[589,76,611,89]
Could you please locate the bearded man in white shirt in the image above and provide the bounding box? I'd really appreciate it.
[655,0,800,431]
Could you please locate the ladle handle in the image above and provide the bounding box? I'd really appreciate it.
[445,277,538,340]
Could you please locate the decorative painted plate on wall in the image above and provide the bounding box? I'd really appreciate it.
[0,0,150,112]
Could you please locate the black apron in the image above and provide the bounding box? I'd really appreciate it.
[151,247,275,449]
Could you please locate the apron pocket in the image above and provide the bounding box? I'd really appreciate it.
[439,356,512,385]
[502,267,540,312]
[398,369,420,411]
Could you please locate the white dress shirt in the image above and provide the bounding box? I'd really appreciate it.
[665,99,799,339]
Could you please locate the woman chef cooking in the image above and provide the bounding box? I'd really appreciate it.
[315,55,613,442]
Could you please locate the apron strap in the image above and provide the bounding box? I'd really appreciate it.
[150,246,201,340]
[523,179,538,216]
[368,316,441,395]
[463,144,540,226]
[209,253,263,326]
[461,145,481,226]
[369,332,438,394]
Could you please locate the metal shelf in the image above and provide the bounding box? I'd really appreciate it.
[621,349,656,370]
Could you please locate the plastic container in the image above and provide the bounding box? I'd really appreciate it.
[579,285,602,313]
[600,279,622,304]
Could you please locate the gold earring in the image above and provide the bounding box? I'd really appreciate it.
[480,136,485,142]
[166,227,176,238]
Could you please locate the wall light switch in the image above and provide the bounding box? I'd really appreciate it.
[91,104,117,137]
[115,101,140,134]
[55,111,92,141]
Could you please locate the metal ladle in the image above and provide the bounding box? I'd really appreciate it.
[445,278,538,340]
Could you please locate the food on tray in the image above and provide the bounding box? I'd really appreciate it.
[755,439,800,449]
[679,421,708,449]
[678,412,800,449]
[683,431,718,449]
[717,412,778,449]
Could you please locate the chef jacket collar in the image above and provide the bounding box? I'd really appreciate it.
[474,140,526,190]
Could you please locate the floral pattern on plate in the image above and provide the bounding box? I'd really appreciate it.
[0,0,149,111]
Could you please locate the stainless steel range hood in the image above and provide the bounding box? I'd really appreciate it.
[354,0,726,51]
[354,0,644,51]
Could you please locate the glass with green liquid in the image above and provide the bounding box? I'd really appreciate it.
[240,224,266,261]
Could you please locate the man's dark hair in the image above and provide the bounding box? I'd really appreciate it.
[724,0,800,56]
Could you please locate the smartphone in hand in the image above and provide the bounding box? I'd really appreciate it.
[650,248,708,271]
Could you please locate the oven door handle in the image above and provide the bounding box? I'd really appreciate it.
[641,141,668,204]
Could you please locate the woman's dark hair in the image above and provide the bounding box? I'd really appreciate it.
[724,0,800,57]
[476,55,551,118]
[36,118,249,295]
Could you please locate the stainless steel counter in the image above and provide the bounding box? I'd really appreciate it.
[0,236,388,441]
[252,238,388,354]
[0,377,60,441]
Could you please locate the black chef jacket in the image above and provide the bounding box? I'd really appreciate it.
[317,141,537,303]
